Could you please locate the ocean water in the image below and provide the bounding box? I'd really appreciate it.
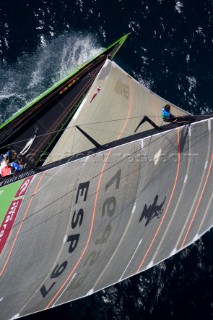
[0,1,212,319]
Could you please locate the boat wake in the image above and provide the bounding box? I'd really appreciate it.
[0,32,103,124]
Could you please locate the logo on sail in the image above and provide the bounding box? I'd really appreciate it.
[15,176,34,198]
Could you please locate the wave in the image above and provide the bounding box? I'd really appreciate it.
[0,32,103,124]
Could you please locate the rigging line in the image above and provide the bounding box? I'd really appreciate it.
[0,113,173,151]
[0,119,113,150]
[79,125,130,136]
[0,121,191,196]
[44,104,144,157]
[1,133,66,155]
[30,99,75,159]
[38,102,89,159]
[35,98,75,156]
[77,115,164,127]
[30,99,84,160]
[0,56,102,134]
[0,126,74,151]
[79,117,165,137]
[0,56,105,149]
[34,117,57,143]
[77,111,205,132]
[0,121,185,176]
[31,64,102,161]
[3,120,180,174]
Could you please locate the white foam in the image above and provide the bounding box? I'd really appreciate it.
[175,1,183,14]
[1,33,103,125]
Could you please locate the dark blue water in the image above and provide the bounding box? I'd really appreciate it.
[0,1,212,319]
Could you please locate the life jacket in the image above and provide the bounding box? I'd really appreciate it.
[0,160,12,177]
[1,166,11,177]
[162,107,171,120]
[0,160,7,175]
[11,162,23,172]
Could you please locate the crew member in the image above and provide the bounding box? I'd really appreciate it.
[0,157,11,177]
[0,150,23,177]
[11,158,24,173]
[162,104,177,122]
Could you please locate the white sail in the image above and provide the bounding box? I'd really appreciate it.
[45,59,190,164]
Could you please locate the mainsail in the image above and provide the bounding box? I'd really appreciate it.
[44,59,191,164]
[0,38,212,319]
